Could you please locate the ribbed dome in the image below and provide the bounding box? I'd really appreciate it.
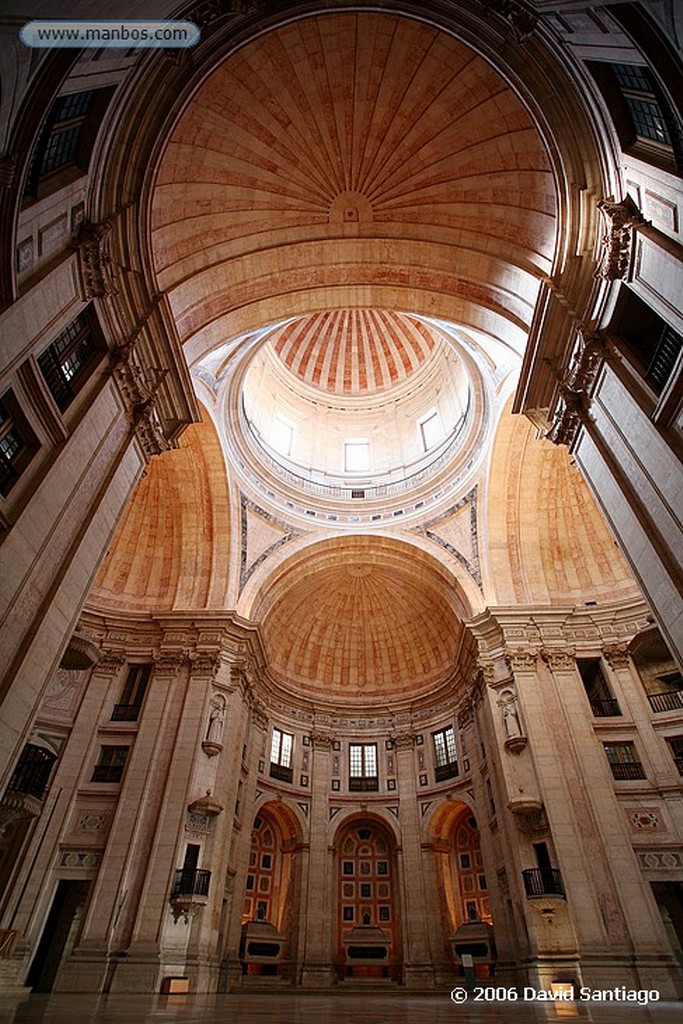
[256,537,463,699]
[151,11,556,350]
[271,310,438,395]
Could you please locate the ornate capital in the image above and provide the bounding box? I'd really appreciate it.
[602,643,630,669]
[60,633,101,671]
[113,348,171,458]
[506,648,538,672]
[541,647,576,672]
[153,649,187,674]
[189,650,221,676]
[594,195,648,281]
[97,651,126,673]
[479,0,537,40]
[310,731,333,750]
[392,732,415,750]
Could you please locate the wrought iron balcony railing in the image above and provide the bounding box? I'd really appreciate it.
[647,690,683,714]
[589,698,621,717]
[522,868,565,899]
[172,868,211,899]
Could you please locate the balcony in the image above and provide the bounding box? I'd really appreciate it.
[349,776,379,792]
[111,703,141,722]
[435,762,459,782]
[647,690,683,713]
[172,868,211,899]
[522,868,565,899]
[269,763,293,783]
[589,698,621,717]
[608,761,646,781]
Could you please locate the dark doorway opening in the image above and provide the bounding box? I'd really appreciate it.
[26,879,91,991]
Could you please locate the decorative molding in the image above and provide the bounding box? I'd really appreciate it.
[637,850,683,870]
[509,802,548,839]
[479,0,537,40]
[627,807,666,833]
[113,346,171,458]
[58,850,102,869]
[152,650,187,673]
[239,494,301,592]
[547,329,609,449]
[392,732,415,750]
[189,650,222,676]
[59,633,101,671]
[594,195,649,281]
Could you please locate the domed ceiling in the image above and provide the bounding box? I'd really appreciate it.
[254,537,465,701]
[270,310,439,395]
[151,10,556,356]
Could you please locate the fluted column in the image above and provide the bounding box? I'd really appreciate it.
[300,730,334,987]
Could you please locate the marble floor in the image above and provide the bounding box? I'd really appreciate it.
[1,992,682,1024]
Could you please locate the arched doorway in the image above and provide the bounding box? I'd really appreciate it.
[334,817,400,981]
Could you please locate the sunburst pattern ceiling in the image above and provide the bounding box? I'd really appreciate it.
[151,11,556,352]
[270,310,439,394]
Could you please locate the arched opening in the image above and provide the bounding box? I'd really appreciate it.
[334,817,400,982]
[239,803,302,978]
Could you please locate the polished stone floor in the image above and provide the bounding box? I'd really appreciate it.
[1,992,682,1024]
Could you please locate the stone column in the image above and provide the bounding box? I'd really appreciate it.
[393,731,434,988]
[222,684,269,990]
[300,731,334,987]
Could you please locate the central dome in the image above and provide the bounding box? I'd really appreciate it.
[271,310,437,395]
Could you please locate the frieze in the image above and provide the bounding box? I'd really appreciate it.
[58,850,102,869]
[637,850,683,870]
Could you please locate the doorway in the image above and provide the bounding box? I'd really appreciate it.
[26,880,91,991]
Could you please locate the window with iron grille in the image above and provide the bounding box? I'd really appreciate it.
[603,741,646,780]
[38,311,105,412]
[24,89,114,199]
[112,665,151,721]
[269,728,293,782]
[349,743,378,791]
[91,745,129,783]
[588,61,681,172]
[0,390,38,497]
[432,725,459,781]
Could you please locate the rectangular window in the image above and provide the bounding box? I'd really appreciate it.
[344,439,369,473]
[432,725,458,781]
[419,410,441,451]
[611,64,672,145]
[349,743,378,791]
[112,664,151,721]
[269,727,293,782]
[91,745,128,783]
[38,312,105,412]
[0,391,38,497]
[666,738,683,777]
[577,659,621,718]
[603,742,646,780]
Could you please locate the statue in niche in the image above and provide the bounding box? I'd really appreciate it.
[202,694,226,756]
[499,687,527,752]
